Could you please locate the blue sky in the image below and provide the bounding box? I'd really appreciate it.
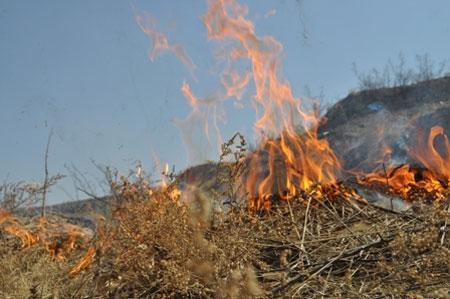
[1,0,449,204]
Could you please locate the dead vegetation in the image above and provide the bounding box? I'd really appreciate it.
[0,175,63,212]
[0,174,449,298]
[352,53,450,91]
[1,134,449,298]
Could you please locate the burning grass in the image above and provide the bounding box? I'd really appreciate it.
[1,0,448,297]
[1,178,449,298]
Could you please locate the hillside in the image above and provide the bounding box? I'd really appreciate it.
[32,76,450,219]
[319,76,450,171]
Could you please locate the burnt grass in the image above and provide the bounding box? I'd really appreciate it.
[1,178,449,299]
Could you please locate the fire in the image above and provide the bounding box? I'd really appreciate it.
[0,209,90,260]
[359,126,450,200]
[202,0,341,208]
[70,176,182,275]
[105,1,450,211]
[36,217,88,260]
[410,126,450,183]
[134,10,196,76]
[0,209,37,247]
[70,246,96,275]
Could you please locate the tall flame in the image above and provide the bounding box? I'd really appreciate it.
[202,0,341,207]
[137,0,447,207]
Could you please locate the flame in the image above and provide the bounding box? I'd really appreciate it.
[359,126,449,200]
[0,209,89,259]
[136,0,447,208]
[70,212,113,276]
[134,10,196,76]
[36,217,87,261]
[175,81,226,165]
[202,0,341,207]
[410,126,450,183]
[70,246,96,275]
[221,68,251,101]
[0,209,37,247]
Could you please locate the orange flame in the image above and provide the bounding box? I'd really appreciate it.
[0,209,37,247]
[410,126,450,183]
[70,246,96,275]
[0,209,90,259]
[175,81,226,165]
[360,125,449,200]
[36,217,87,260]
[202,0,340,207]
[134,10,196,76]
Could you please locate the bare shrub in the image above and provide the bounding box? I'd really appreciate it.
[82,179,262,298]
[0,175,63,212]
[352,53,449,90]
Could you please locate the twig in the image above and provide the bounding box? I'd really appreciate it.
[273,246,347,295]
[272,236,391,295]
[300,197,311,254]
[293,250,345,296]
[440,204,450,246]
[41,129,53,218]
[286,199,302,245]
[313,197,365,243]
[382,163,394,211]
[77,188,120,208]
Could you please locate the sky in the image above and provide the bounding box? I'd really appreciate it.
[1,0,449,204]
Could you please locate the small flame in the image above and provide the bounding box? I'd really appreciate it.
[37,217,86,260]
[0,209,89,259]
[134,10,196,76]
[175,81,226,165]
[70,246,96,275]
[0,209,37,247]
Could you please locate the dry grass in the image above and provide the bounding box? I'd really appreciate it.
[0,179,449,298]
[0,236,93,298]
